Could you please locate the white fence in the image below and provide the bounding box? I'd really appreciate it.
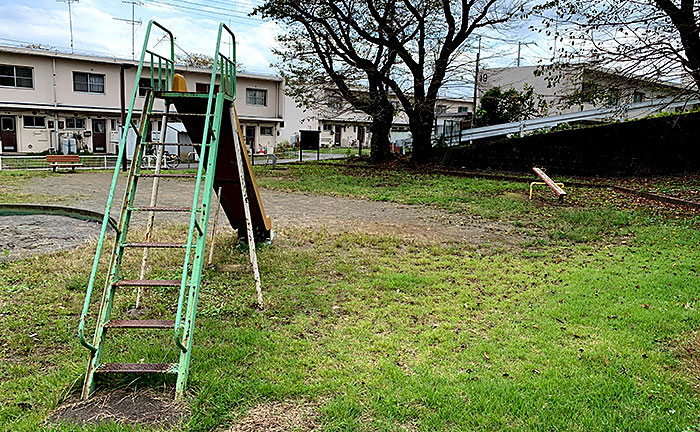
[457,96,700,143]
[0,155,119,171]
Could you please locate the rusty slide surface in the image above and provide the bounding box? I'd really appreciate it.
[171,95,272,241]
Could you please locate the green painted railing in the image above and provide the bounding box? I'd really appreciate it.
[78,20,174,352]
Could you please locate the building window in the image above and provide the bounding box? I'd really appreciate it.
[633,91,645,103]
[607,90,620,106]
[246,88,267,106]
[139,77,167,96]
[0,65,33,88]
[327,95,343,109]
[260,126,273,136]
[23,116,45,128]
[65,118,86,129]
[195,82,220,94]
[458,106,469,113]
[323,124,333,131]
[73,72,105,94]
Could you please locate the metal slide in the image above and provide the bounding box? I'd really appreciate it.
[78,21,269,400]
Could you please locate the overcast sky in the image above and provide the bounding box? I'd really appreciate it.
[0,0,279,74]
[0,0,557,97]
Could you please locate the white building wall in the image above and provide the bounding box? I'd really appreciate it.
[0,46,284,154]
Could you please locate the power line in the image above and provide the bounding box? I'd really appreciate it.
[144,0,262,24]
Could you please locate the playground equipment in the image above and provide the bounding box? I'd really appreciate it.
[78,21,271,400]
[530,167,566,203]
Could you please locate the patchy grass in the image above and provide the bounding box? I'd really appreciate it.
[254,163,698,244]
[1,165,700,430]
[1,221,700,431]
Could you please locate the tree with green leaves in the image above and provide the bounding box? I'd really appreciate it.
[475,85,540,126]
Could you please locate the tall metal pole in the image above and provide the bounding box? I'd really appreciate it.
[114,1,142,61]
[517,42,521,67]
[470,36,481,144]
[57,0,79,54]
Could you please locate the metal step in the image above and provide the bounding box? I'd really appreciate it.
[167,113,213,117]
[113,279,180,287]
[128,206,193,212]
[95,363,178,374]
[105,319,176,329]
[144,141,202,146]
[137,173,197,178]
[121,242,189,248]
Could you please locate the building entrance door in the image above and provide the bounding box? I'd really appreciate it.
[0,116,17,152]
[334,125,342,146]
[245,126,256,151]
[92,119,107,153]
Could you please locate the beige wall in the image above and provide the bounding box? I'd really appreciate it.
[478,65,683,116]
[0,46,284,153]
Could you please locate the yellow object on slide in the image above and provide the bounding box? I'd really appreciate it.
[172,73,187,92]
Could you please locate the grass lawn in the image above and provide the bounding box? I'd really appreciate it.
[1,164,700,431]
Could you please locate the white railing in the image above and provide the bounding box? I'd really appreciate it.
[0,155,119,171]
[457,96,700,142]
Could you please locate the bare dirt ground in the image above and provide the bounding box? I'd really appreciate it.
[47,388,188,428]
[1,171,524,261]
[222,399,320,432]
[0,215,101,262]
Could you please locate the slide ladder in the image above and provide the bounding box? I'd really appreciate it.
[78,22,266,400]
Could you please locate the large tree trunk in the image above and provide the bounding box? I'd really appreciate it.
[369,117,392,162]
[408,107,435,163]
[369,106,393,162]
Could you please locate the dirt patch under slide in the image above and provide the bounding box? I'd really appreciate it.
[223,399,320,432]
[47,388,188,428]
[12,171,527,247]
[263,190,526,247]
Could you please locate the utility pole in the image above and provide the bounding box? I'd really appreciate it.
[517,41,536,67]
[114,1,142,60]
[57,0,79,54]
[469,36,481,144]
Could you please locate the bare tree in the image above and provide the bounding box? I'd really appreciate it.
[258,0,523,163]
[535,0,700,94]
[264,17,397,162]
[177,53,246,72]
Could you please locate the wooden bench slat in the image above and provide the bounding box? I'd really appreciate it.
[46,154,82,172]
[46,155,81,163]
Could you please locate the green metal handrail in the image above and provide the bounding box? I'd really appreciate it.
[174,22,236,353]
[79,20,174,352]
[217,23,236,98]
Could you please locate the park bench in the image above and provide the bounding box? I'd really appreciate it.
[46,154,83,173]
[530,167,566,203]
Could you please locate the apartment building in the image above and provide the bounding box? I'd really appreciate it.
[0,45,284,155]
[283,91,472,148]
[477,64,685,117]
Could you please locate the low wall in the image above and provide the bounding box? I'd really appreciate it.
[442,112,700,176]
